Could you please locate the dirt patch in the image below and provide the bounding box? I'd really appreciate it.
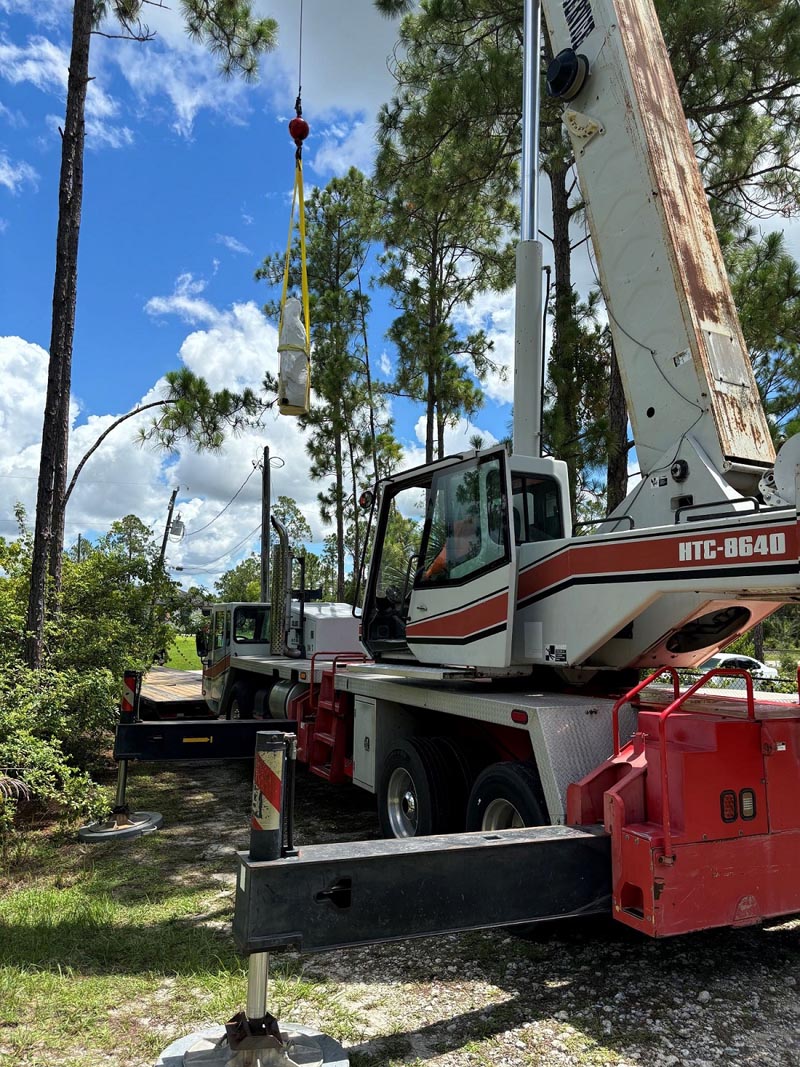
[126,759,800,1067]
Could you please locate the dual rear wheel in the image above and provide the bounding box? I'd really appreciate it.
[378,738,545,838]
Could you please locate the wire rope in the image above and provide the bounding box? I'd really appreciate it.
[185,463,258,537]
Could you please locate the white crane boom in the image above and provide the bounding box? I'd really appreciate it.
[541,0,774,487]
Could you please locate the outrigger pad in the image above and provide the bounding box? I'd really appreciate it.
[156,1023,347,1067]
[77,810,163,843]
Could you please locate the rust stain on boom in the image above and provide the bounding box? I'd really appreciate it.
[615,0,773,464]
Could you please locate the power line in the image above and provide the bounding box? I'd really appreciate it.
[0,472,161,488]
[182,524,261,570]
[185,464,259,538]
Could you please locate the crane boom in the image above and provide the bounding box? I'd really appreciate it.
[541,0,774,484]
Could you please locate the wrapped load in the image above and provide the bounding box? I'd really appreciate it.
[277,295,310,416]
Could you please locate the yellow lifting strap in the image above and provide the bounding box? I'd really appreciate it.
[276,155,311,417]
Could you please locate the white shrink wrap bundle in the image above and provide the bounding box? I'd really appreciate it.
[277,296,310,415]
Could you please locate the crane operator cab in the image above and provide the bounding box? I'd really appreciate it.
[360,446,571,671]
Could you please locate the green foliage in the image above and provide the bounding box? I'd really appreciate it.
[544,291,611,518]
[0,513,177,834]
[180,0,277,80]
[54,515,173,676]
[138,367,264,454]
[658,0,800,228]
[373,0,800,520]
[273,496,312,547]
[214,554,261,603]
[258,170,398,601]
[725,229,800,439]
[375,2,517,464]
[0,666,111,833]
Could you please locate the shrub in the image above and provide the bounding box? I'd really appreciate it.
[0,665,114,831]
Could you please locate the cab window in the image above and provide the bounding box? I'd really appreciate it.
[233,605,270,644]
[212,610,227,651]
[418,456,509,585]
[511,474,563,543]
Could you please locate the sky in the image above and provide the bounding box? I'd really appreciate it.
[6,3,795,596]
[0,0,518,591]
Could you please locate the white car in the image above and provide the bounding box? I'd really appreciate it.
[699,653,779,680]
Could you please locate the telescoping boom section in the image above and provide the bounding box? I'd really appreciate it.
[542,0,773,485]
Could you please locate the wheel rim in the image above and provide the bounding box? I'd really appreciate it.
[481,797,525,831]
[386,767,419,837]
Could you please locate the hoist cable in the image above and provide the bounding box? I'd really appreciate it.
[297,0,303,101]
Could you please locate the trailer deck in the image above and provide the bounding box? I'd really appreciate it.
[139,667,209,718]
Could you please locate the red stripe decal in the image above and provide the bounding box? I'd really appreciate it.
[254,752,283,813]
[407,591,507,639]
[517,522,798,602]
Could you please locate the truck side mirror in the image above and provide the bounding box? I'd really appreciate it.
[196,631,209,658]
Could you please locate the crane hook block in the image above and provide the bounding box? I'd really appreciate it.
[289,116,310,148]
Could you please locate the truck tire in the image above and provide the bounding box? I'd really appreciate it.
[378,737,462,838]
[466,760,546,831]
[227,682,253,720]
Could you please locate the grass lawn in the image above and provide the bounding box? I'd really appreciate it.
[164,634,202,672]
[0,764,359,1067]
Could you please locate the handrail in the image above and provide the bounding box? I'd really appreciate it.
[612,667,681,755]
[574,513,635,533]
[308,650,366,710]
[674,496,760,523]
[654,667,755,862]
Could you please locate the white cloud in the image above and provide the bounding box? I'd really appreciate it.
[310,119,378,178]
[452,287,515,407]
[398,416,501,475]
[0,1,66,31]
[115,45,254,138]
[379,350,392,377]
[145,273,219,326]
[263,0,400,124]
[216,233,253,256]
[0,100,26,127]
[0,337,50,454]
[0,150,37,193]
[0,35,133,149]
[0,4,401,156]
[0,296,325,587]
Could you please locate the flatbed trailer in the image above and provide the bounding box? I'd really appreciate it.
[138,667,210,719]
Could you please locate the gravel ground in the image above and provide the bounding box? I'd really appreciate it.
[159,759,800,1067]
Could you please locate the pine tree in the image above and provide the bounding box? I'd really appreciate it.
[258,169,398,602]
[375,1,517,463]
[25,0,276,669]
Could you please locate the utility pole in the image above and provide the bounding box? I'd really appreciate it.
[158,487,179,572]
[260,446,271,601]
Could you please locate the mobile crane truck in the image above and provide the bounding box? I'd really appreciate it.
[201,0,800,946]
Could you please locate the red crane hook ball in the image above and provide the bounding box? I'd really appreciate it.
[289,117,310,144]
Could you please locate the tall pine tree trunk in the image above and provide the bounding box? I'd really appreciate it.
[25,0,92,668]
[606,337,629,513]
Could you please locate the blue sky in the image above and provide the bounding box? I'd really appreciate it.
[0,0,516,588]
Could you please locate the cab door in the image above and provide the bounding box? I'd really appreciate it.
[203,607,231,713]
[406,448,517,669]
